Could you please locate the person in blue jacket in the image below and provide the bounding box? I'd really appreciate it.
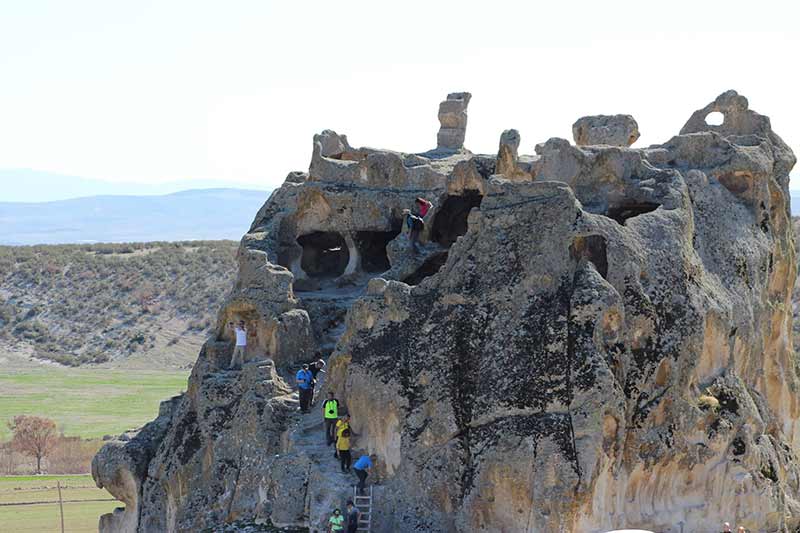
[352,454,376,494]
[296,363,313,413]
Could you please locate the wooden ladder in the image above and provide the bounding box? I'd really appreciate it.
[353,484,373,532]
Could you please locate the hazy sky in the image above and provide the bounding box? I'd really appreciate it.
[1,0,798,190]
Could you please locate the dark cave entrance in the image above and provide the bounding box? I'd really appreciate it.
[605,201,660,225]
[402,251,449,286]
[297,231,349,278]
[430,191,483,247]
[570,235,608,280]
[355,227,401,273]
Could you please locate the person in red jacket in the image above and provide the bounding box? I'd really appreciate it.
[414,197,433,218]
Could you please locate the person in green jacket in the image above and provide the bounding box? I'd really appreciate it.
[328,508,344,532]
[322,391,340,445]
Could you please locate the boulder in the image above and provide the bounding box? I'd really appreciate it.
[572,114,640,146]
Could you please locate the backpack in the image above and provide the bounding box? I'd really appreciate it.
[342,428,351,437]
[407,214,424,231]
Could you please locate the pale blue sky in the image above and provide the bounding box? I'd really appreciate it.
[1,0,798,191]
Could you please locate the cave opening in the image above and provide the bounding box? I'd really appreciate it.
[402,251,449,286]
[355,227,401,273]
[431,191,483,247]
[570,235,608,280]
[297,231,350,278]
[605,201,660,226]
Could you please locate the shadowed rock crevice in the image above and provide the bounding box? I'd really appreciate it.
[431,191,483,247]
[401,251,449,285]
[605,200,660,225]
[570,235,609,280]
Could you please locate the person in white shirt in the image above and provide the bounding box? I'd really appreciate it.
[229,320,247,369]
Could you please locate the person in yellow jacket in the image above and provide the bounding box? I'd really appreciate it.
[322,391,340,445]
[337,427,352,472]
[334,414,351,458]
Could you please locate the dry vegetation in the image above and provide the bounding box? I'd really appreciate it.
[0,241,238,366]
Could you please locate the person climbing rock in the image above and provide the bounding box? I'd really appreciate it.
[334,414,351,458]
[296,364,313,413]
[327,508,344,532]
[337,427,352,472]
[721,523,732,533]
[403,208,424,254]
[414,196,433,218]
[353,453,376,494]
[228,320,247,369]
[322,391,339,445]
[345,500,360,533]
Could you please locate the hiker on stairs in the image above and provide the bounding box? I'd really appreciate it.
[337,427,352,472]
[309,357,326,403]
[345,500,360,533]
[327,508,344,533]
[296,364,313,413]
[353,454,376,494]
[322,391,340,445]
[334,415,351,458]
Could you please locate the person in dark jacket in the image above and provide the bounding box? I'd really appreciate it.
[403,209,424,254]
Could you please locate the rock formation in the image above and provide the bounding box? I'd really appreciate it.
[437,92,472,151]
[94,90,799,533]
[572,114,640,147]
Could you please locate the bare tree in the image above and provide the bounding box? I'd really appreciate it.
[8,415,58,474]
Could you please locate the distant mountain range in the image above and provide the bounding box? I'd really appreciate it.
[0,169,270,203]
[0,188,271,245]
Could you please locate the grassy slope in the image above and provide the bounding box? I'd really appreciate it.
[0,367,188,440]
[0,474,118,533]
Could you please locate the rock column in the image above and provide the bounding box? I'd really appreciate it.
[437,92,471,151]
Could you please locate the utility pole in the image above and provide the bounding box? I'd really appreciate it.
[57,480,65,533]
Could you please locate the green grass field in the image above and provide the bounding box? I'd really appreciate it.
[0,474,119,533]
[0,366,189,440]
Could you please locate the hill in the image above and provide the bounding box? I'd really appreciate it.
[0,241,238,366]
[0,169,269,203]
[0,188,270,245]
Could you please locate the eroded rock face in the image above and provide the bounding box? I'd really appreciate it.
[94,91,799,533]
[573,114,640,146]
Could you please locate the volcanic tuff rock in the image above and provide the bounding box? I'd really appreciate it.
[572,114,640,147]
[94,91,799,533]
[437,92,472,151]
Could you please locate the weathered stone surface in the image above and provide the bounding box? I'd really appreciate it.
[94,91,799,533]
[437,92,472,151]
[573,114,640,146]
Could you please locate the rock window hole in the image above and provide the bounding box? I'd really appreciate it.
[297,231,349,278]
[705,111,724,126]
[570,235,608,280]
[605,201,660,225]
[355,228,401,273]
[431,190,483,247]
